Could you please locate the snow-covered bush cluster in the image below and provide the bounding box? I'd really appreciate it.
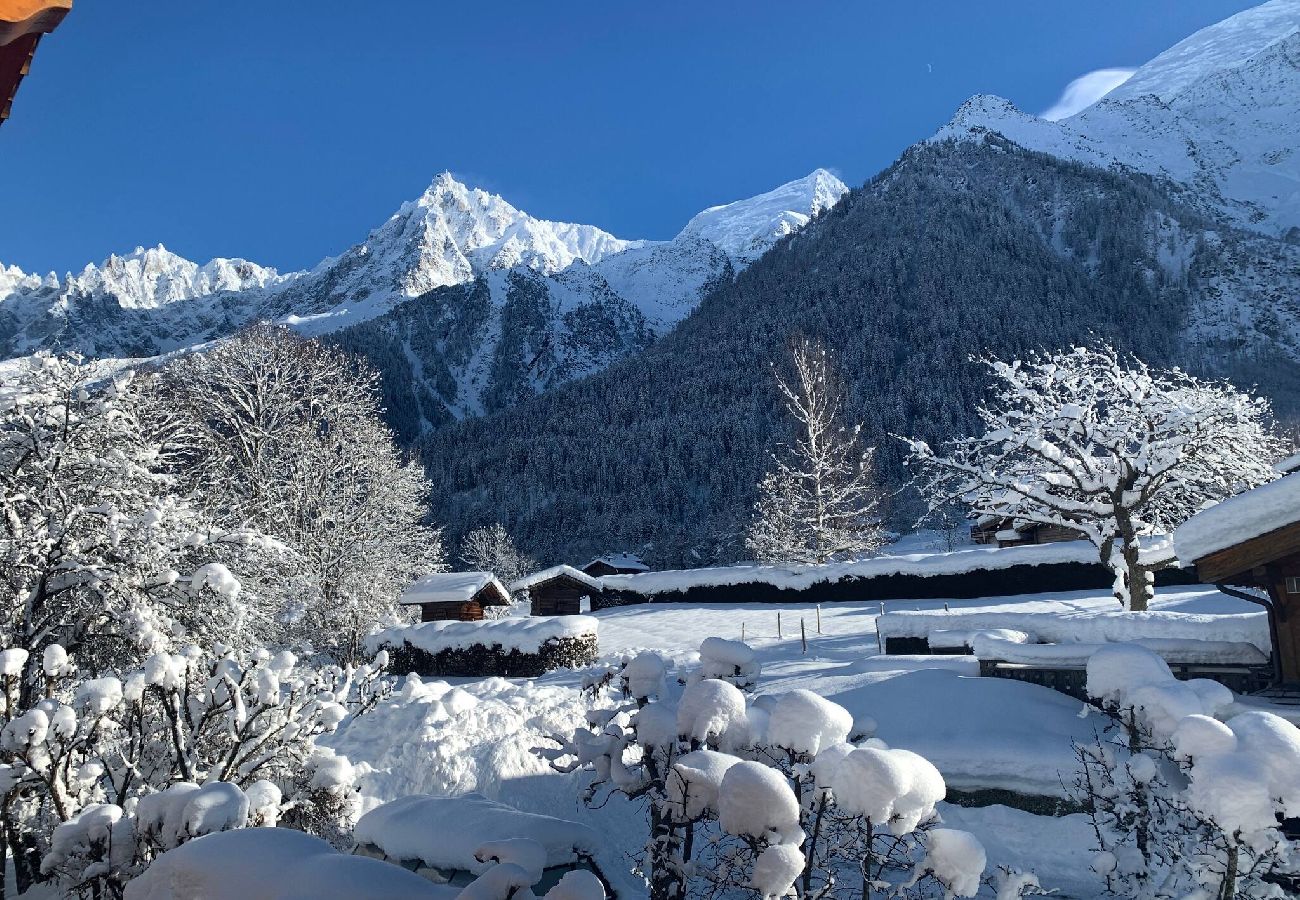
[0,639,387,896]
[0,343,439,895]
[547,639,1044,900]
[905,343,1285,610]
[1076,644,1300,899]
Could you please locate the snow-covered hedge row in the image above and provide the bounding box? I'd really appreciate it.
[970,633,1268,667]
[600,543,1101,595]
[369,617,599,678]
[877,606,1269,653]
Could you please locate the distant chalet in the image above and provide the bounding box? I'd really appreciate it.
[970,517,1086,549]
[581,553,650,578]
[0,1,71,125]
[510,565,604,616]
[1176,472,1300,685]
[400,571,510,622]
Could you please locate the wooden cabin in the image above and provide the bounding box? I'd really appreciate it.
[970,517,1086,548]
[510,565,604,616]
[1,1,71,125]
[1175,474,1300,685]
[581,553,650,578]
[399,571,510,623]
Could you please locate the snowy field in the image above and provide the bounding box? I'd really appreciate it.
[325,584,1262,900]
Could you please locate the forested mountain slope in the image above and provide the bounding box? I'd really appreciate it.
[417,140,1300,568]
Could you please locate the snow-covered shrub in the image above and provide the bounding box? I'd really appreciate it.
[1074,643,1300,898]
[695,636,761,689]
[544,640,1043,900]
[0,640,383,897]
[904,343,1285,610]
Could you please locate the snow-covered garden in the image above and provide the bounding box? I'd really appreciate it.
[3,327,1300,899]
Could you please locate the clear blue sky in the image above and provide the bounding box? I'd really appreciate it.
[1,0,1258,275]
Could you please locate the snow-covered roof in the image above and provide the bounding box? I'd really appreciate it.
[1174,475,1300,564]
[597,542,1099,596]
[399,571,508,606]
[508,564,603,594]
[584,552,649,572]
[353,794,598,873]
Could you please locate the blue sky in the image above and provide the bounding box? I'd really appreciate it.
[1,0,1259,274]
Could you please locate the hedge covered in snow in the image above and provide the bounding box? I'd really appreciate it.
[877,606,1269,653]
[369,616,599,678]
[597,543,1196,605]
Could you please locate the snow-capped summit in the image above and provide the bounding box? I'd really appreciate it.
[934,0,1300,235]
[1105,0,1299,105]
[65,244,291,310]
[676,169,850,264]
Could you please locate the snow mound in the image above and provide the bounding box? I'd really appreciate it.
[400,572,508,606]
[915,829,987,899]
[718,760,802,842]
[826,747,945,834]
[353,794,597,873]
[676,678,749,744]
[765,689,853,756]
[124,827,453,899]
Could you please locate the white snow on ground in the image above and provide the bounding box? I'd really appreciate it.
[325,583,1260,899]
[1174,472,1300,563]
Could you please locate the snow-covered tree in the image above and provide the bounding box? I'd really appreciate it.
[544,641,1040,900]
[147,323,446,662]
[1075,644,1300,899]
[746,339,887,565]
[0,353,289,678]
[460,523,536,587]
[903,345,1285,610]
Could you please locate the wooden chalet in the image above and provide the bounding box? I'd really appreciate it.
[399,571,510,623]
[581,553,650,578]
[510,565,604,616]
[1175,474,1300,685]
[1,1,71,126]
[970,517,1086,549]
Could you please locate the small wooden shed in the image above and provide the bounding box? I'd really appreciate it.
[970,517,1086,548]
[511,565,604,617]
[1175,474,1300,685]
[581,553,650,578]
[400,571,510,623]
[1,1,71,126]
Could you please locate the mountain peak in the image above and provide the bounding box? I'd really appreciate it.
[1107,0,1299,103]
[675,169,850,263]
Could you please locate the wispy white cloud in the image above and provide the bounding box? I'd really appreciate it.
[1040,68,1137,121]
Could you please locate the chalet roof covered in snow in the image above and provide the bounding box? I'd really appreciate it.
[399,571,508,606]
[587,552,648,571]
[509,564,603,594]
[1174,474,1300,565]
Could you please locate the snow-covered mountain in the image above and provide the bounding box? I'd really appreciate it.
[934,0,1300,236]
[0,169,847,418]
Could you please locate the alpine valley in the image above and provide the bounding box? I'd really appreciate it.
[4,0,1300,568]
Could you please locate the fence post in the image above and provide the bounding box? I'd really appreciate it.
[741,621,746,642]
[777,611,783,639]
[800,618,807,654]
[816,604,822,635]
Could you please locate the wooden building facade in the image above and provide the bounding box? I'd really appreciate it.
[970,519,1087,549]
[1176,474,1300,686]
[400,572,510,623]
[581,553,650,578]
[511,565,604,616]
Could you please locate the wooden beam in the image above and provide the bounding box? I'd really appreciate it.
[0,1,71,46]
[1194,522,1300,585]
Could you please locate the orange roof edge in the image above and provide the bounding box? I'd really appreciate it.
[0,1,72,45]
